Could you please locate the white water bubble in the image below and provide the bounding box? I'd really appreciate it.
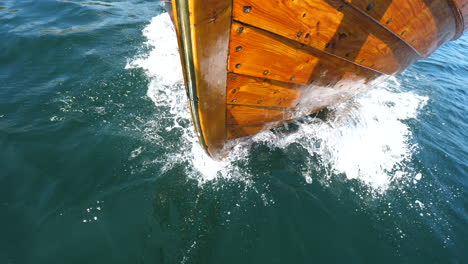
[130,146,144,159]
[415,200,425,209]
[415,173,422,181]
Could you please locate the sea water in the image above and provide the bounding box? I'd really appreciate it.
[1,1,467,263]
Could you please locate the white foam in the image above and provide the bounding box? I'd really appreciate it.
[286,82,428,191]
[127,13,428,192]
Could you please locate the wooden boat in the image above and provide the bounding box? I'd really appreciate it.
[162,0,467,159]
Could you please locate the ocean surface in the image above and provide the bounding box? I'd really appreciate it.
[1,1,467,263]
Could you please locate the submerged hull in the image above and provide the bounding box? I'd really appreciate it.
[164,0,467,159]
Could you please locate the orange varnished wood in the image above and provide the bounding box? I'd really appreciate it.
[346,0,457,56]
[227,104,297,126]
[227,73,304,108]
[225,74,384,129]
[233,0,420,74]
[226,22,382,117]
[169,0,464,156]
[225,18,385,139]
[229,22,319,84]
[228,22,381,86]
[170,0,232,159]
[227,68,380,111]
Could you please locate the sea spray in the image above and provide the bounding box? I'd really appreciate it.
[127,12,428,192]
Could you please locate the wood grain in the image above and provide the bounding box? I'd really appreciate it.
[346,0,457,56]
[229,22,320,84]
[228,22,381,84]
[170,0,232,159]
[233,0,420,74]
[227,104,300,127]
[227,73,304,108]
[169,0,465,152]
[190,0,232,159]
[225,74,383,127]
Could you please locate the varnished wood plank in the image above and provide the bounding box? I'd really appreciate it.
[190,0,231,158]
[227,73,304,108]
[227,104,296,126]
[229,22,320,84]
[346,0,457,56]
[170,0,232,159]
[228,22,381,87]
[233,0,420,74]
[226,67,380,110]
[226,22,382,115]
[225,72,387,138]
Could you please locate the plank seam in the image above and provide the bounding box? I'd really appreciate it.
[232,20,390,76]
[342,0,425,58]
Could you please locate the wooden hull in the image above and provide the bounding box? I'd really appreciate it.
[165,0,467,159]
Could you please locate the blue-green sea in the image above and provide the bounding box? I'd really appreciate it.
[1,1,467,263]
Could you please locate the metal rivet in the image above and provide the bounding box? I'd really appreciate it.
[231,89,237,94]
[237,27,244,33]
[235,63,241,68]
[290,76,296,81]
[243,6,252,13]
[257,100,263,104]
[360,59,366,63]
[401,30,407,36]
[231,75,237,80]
[231,99,237,103]
[302,13,307,18]
[366,3,374,11]
[263,70,269,75]
[297,31,303,37]
[235,46,242,52]
[305,33,310,38]
[386,18,392,24]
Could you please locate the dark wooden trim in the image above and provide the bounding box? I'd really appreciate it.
[447,0,466,39]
